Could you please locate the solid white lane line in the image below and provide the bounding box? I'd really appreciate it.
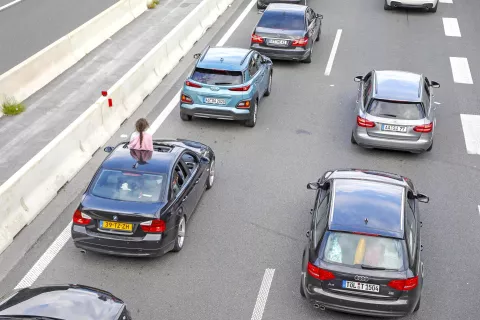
[15,222,72,289]
[251,268,275,320]
[14,0,256,289]
[450,57,473,84]
[442,18,461,37]
[478,205,480,216]
[324,29,342,76]
[460,114,480,155]
[439,0,452,3]
[0,0,22,12]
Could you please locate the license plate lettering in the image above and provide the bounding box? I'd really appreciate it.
[268,39,288,45]
[205,97,226,105]
[101,221,133,232]
[382,125,407,132]
[342,281,380,293]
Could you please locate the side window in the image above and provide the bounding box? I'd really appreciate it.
[248,54,259,77]
[405,201,417,264]
[181,152,199,174]
[314,192,330,244]
[255,53,263,69]
[306,9,314,25]
[363,77,372,107]
[424,77,430,96]
[171,163,189,198]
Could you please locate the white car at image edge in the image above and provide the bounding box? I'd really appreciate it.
[384,0,439,12]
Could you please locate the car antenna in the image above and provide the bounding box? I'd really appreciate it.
[132,162,139,169]
[364,218,368,225]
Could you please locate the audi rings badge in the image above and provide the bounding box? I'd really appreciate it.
[354,275,369,282]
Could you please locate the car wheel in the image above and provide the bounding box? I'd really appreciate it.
[427,140,433,151]
[206,158,215,189]
[264,72,272,97]
[172,216,186,252]
[414,297,421,312]
[384,0,392,10]
[302,49,312,63]
[429,2,438,12]
[244,99,258,127]
[180,111,192,121]
[315,28,321,42]
[300,277,306,298]
[351,132,357,144]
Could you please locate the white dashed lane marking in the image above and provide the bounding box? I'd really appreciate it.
[251,269,275,320]
[460,114,480,155]
[442,18,461,37]
[450,57,473,84]
[324,29,342,76]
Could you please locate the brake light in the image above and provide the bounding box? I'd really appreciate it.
[307,262,335,281]
[73,210,91,225]
[140,219,166,233]
[251,34,263,43]
[357,116,375,128]
[413,122,433,133]
[292,37,308,47]
[236,100,251,109]
[388,276,418,291]
[229,85,251,92]
[181,94,193,104]
[185,80,202,88]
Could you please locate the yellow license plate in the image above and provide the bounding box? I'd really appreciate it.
[101,221,133,232]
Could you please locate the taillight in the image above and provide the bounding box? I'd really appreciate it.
[413,122,433,133]
[229,85,251,92]
[181,94,193,104]
[251,34,263,43]
[292,37,308,47]
[388,276,418,291]
[307,262,335,281]
[185,80,202,88]
[357,116,375,128]
[73,210,91,225]
[236,100,250,109]
[140,219,166,233]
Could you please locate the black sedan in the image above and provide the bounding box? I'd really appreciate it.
[71,139,215,257]
[0,284,131,320]
[250,3,323,63]
[300,169,428,317]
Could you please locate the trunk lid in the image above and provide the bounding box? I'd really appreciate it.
[365,115,426,141]
[254,27,306,49]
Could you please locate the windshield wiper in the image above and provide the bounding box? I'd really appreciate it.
[378,113,397,118]
[360,264,397,271]
[214,82,232,85]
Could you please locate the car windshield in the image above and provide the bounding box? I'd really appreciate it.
[367,99,425,120]
[257,11,306,30]
[90,169,166,203]
[191,68,243,85]
[322,232,404,270]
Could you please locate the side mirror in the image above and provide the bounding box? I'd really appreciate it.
[307,182,320,190]
[200,156,210,164]
[316,13,323,19]
[430,81,440,88]
[354,76,363,82]
[193,53,201,59]
[104,146,114,153]
[416,193,430,203]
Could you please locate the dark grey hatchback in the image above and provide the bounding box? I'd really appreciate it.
[300,169,429,317]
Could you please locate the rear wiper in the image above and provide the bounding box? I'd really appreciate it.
[379,113,397,118]
[361,264,397,271]
[214,82,232,85]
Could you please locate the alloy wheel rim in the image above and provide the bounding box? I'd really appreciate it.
[177,217,185,248]
[268,74,272,92]
[209,160,215,185]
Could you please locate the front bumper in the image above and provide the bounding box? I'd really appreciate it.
[353,128,433,153]
[72,225,175,257]
[257,0,303,8]
[180,103,251,121]
[251,44,310,61]
[387,0,436,8]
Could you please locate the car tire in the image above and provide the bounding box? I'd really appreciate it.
[427,140,433,151]
[414,298,421,312]
[384,0,392,10]
[303,50,312,63]
[315,28,321,42]
[180,111,192,121]
[244,99,258,127]
[429,2,438,12]
[172,216,186,252]
[264,72,272,97]
[300,277,306,298]
[351,132,357,144]
[206,158,215,189]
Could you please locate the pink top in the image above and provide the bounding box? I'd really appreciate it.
[128,131,153,151]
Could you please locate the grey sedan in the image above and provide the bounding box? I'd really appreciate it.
[351,70,440,153]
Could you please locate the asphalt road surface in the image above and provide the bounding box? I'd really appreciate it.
[1,0,480,319]
[0,0,118,74]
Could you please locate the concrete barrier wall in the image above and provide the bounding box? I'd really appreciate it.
[0,0,235,255]
[0,0,146,106]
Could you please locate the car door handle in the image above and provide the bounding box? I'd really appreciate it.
[306,231,310,237]
[195,179,199,184]
[182,196,188,202]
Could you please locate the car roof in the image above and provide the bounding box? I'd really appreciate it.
[0,284,124,320]
[265,3,307,13]
[196,47,252,72]
[373,70,423,103]
[327,175,406,239]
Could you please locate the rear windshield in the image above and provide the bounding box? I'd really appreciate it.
[91,169,166,203]
[191,68,243,85]
[257,11,306,30]
[322,232,404,270]
[367,99,425,120]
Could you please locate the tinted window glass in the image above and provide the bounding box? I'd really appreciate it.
[191,68,243,85]
[249,55,258,76]
[257,11,306,30]
[314,193,330,244]
[367,99,425,120]
[323,232,404,270]
[405,201,416,263]
[91,169,166,203]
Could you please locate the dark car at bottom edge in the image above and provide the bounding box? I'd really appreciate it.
[0,284,131,320]
[71,138,215,257]
[300,168,429,317]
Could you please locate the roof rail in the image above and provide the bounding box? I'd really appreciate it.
[373,70,378,94]
[240,49,253,65]
[199,45,211,62]
[418,74,423,97]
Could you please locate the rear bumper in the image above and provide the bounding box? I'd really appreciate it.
[251,44,310,61]
[387,0,436,8]
[353,128,433,152]
[71,225,174,257]
[180,103,251,121]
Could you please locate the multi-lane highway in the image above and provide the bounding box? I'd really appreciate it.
[1,0,480,319]
[0,0,117,74]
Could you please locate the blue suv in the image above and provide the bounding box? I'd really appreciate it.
[179,46,273,127]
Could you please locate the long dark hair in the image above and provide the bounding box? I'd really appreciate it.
[135,118,149,145]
